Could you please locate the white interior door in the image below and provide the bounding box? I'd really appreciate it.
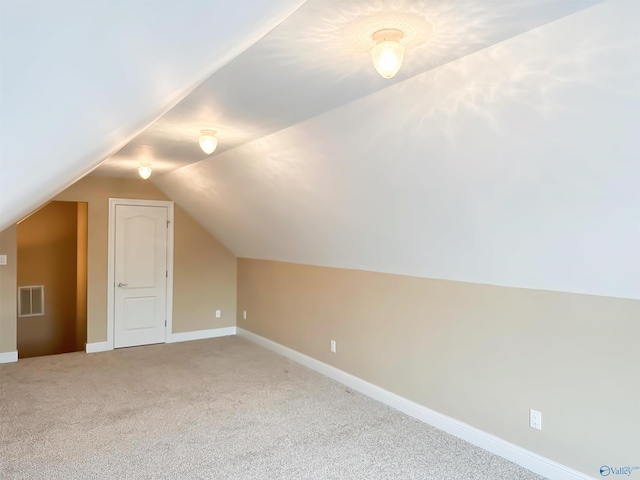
[114,204,168,348]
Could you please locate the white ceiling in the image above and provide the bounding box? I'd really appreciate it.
[154,1,640,300]
[95,0,600,178]
[2,0,638,300]
[0,0,306,228]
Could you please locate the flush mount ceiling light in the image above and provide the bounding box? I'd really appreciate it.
[199,130,218,155]
[138,163,152,180]
[354,17,429,79]
[371,29,405,79]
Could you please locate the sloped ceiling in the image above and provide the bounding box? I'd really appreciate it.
[96,0,600,178]
[0,0,306,229]
[153,1,639,300]
[2,1,638,300]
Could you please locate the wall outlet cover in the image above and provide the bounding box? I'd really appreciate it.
[530,409,542,430]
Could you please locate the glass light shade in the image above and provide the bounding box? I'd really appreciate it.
[138,164,152,180]
[371,29,405,79]
[199,130,218,155]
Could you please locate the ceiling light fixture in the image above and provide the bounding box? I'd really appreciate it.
[371,29,405,79]
[138,163,152,180]
[199,130,218,155]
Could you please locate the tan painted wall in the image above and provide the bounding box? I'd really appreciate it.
[17,201,79,358]
[53,175,236,342]
[237,259,640,478]
[54,177,168,342]
[0,225,17,354]
[0,175,237,352]
[172,206,237,333]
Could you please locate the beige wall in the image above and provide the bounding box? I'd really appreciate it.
[0,225,17,353]
[54,176,170,342]
[237,258,640,478]
[0,175,236,351]
[53,175,236,342]
[172,206,236,333]
[17,201,79,357]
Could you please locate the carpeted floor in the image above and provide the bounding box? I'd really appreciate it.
[0,337,545,479]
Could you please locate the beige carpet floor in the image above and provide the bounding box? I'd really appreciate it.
[0,337,545,479]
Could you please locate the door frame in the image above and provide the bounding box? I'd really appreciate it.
[106,198,174,350]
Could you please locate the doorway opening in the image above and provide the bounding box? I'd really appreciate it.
[17,201,88,358]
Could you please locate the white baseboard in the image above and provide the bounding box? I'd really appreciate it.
[85,328,236,353]
[0,351,18,363]
[236,328,595,480]
[168,326,236,344]
[85,341,111,354]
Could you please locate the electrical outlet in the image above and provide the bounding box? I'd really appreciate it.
[0,255,6,265]
[215,310,221,319]
[330,340,336,353]
[530,409,542,430]
[243,310,247,320]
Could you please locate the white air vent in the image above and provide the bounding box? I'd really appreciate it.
[18,286,45,317]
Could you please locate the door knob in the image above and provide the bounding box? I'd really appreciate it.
[117,282,128,287]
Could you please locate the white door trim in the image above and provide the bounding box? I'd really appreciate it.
[107,198,174,351]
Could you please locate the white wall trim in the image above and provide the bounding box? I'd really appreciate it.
[236,328,595,480]
[0,351,18,363]
[86,327,236,351]
[85,341,111,354]
[168,327,236,343]
[107,198,174,351]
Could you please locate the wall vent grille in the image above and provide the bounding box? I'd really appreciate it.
[18,286,45,317]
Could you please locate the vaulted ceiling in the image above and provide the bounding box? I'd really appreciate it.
[0,0,305,226]
[2,0,638,299]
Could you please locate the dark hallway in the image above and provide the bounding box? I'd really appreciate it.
[17,201,87,358]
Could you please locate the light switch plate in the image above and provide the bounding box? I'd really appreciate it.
[0,255,7,265]
[215,310,221,318]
